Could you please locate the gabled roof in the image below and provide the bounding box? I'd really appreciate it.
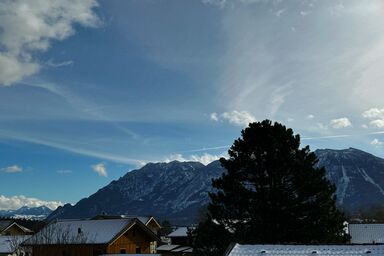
[0,220,14,232]
[24,218,159,245]
[225,244,384,256]
[0,220,33,234]
[349,223,384,244]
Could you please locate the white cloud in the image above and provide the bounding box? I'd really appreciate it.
[211,110,256,127]
[307,114,315,119]
[210,112,219,122]
[362,108,384,129]
[330,118,352,129]
[1,165,23,173]
[91,163,108,177]
[164,153,226,165]
[0,194,62,210]
[370,138,383,146]
[370,119,384,128]
[0,0,100,85]
[362,108,384,119]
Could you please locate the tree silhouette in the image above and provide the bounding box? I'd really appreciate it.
[193,120,348,255]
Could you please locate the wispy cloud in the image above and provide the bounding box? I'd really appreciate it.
[211,110,256,127]
[45,59,74,68]
[0,129,145,166]
[0,194,62,211]
[1,165,22,173]
[91,163,108,177]
[0,0,100,86]
[57,170,73,175]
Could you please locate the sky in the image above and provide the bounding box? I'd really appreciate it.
[1,0,384,210]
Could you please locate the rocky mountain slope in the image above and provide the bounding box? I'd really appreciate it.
[48,148,384,224]
[48,160,224,224]
[316,148,384,212]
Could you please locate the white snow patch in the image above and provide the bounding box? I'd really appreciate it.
[359,168,384,196]
[338,166,350,204]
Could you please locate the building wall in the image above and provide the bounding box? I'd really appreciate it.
[107,225,155,254]
[29,244,107,256]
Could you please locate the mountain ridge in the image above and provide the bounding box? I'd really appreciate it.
[48,148,384,224]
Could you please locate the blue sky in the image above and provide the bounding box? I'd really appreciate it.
[1,0,384,210]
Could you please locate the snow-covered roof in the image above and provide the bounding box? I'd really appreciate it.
[0,235,31,253]
[349,224,384,244]
[172,246,192,252]
[168,227,189,237]
[24,218,136,245]
[225,244,384,256]
[156,244,180,251]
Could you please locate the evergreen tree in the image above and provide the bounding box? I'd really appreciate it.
[193,120,348,255]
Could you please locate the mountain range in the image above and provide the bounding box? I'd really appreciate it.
[0,206,53,219]
[48,148,384,224]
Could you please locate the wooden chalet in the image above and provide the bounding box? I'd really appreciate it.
[23,218,160,256]
[0,220,33,236]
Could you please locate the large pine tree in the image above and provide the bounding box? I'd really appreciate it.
[193,120,348,255]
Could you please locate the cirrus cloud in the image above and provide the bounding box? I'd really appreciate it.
[0,0,100,86]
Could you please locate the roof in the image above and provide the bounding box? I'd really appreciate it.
[0,220,14,232]
[157,244,193,253]
[349,224,384,244]
[0,236,31,254]
[0,220,33,234]
[168,227,189,237]
[157,244,181,251]
[24,218,158,245]
[225,244,384,256]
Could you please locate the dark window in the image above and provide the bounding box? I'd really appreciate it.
[120,248,126,254]
[136,247,141,254]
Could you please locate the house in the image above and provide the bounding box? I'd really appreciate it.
[349,223,384,244]
[23,218,160,256]
[91,215,162,236]
[0,235,31,256]
[156,227,193,256]
[167,227,190,246]
[156,244,192,256]
[224,244,384,256]
[0,221,33,236]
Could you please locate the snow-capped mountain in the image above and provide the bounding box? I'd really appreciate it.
[316,148,384,211]
[48,160,224,224]
[48,148,384,224]
[0,206,53,219]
